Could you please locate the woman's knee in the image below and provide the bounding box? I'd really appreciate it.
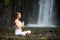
[24,30,31,34]
[27,30,31,34]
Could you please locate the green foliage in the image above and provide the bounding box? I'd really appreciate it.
[3,0,10,6]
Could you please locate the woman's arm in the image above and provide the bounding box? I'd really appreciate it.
[15,20,25,28]
[15,20,23,28]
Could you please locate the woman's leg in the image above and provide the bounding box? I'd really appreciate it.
[19,32,26,36]
[24,30,31,34]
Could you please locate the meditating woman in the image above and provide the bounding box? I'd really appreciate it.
[14,12,31,36]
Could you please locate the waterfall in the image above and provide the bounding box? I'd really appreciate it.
[26,0,55,27]
[37,0,54,27]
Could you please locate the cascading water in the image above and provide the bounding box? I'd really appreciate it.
[37,0,54,27]
[26,0,55,27]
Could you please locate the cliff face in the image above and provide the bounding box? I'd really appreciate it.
[0,0,12,27]
[0,0,60,27]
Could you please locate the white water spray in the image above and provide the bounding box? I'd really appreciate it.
[26,0,55,27]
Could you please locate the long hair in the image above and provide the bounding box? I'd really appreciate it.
[12,12,22,26]
[15,12,22,20]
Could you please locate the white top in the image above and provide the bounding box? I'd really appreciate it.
[15,19,22,28]
[17,22,21,26]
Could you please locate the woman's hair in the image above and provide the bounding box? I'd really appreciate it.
[15,12,19,17]
[15,12,21,18]
[12,12,22,25]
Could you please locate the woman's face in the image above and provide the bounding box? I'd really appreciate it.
[17,13,21,19]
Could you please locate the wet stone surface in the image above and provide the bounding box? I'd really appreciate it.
[0,27,60,40]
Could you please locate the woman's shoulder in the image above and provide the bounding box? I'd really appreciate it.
[14,19,18,23]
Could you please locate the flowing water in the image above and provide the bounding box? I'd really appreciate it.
[26,0,55,27]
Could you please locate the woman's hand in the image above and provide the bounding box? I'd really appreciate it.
[21,21,25,28]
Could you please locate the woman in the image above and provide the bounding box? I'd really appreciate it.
[14,12,31,36]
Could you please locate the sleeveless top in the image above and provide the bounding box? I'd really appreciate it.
[15,21,22,32]
[17,21,21,27]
